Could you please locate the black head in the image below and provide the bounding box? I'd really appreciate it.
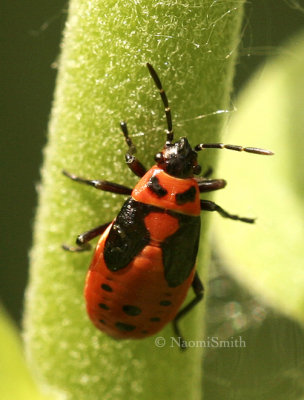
[146,63,272,178]
[146,64,202,178]
[154,137,201,178]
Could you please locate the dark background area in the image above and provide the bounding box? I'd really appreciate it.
[1,1,303,326]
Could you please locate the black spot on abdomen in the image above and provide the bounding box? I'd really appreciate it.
[115,322,136,332]
[99,303,110,310]
[160,300,172,306]
[101,283,113,292]
[122,305,142,316]
[150,317,161,322]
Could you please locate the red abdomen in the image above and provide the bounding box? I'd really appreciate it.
[85,226,195,338]
[84,167,201,338]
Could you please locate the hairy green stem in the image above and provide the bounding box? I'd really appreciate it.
[24,1,245,399]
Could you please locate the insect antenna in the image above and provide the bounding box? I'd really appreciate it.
[120,121,136,154]
[194,143,274,156]
[147,63,174,145]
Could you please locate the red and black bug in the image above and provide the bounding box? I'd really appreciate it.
[63,63,273,346]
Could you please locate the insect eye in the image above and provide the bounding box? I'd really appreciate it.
[154,152,163,162]
[193,165,201,175]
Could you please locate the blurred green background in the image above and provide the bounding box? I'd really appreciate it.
[1,0,303,325]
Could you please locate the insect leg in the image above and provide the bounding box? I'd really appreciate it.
[120,121,147,178]
[196,178,227,193]
[62,222,111,252]
[172,272,204,351]
[62,170,132,195]
[202,166,213,178]
[201,199,255,223]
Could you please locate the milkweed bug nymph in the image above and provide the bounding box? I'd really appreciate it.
[63,63,273,349]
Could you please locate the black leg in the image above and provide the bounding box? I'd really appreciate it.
[196,178,227,193]
[172,272,204,351]
[62,170,132,195]
[62,222,111,252]
[201,199,255,223]
[120,121,147,178]
[202,166,213,178]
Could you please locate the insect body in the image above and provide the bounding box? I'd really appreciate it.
[63,63,273,344]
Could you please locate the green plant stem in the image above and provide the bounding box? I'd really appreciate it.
[24,1,245,399]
